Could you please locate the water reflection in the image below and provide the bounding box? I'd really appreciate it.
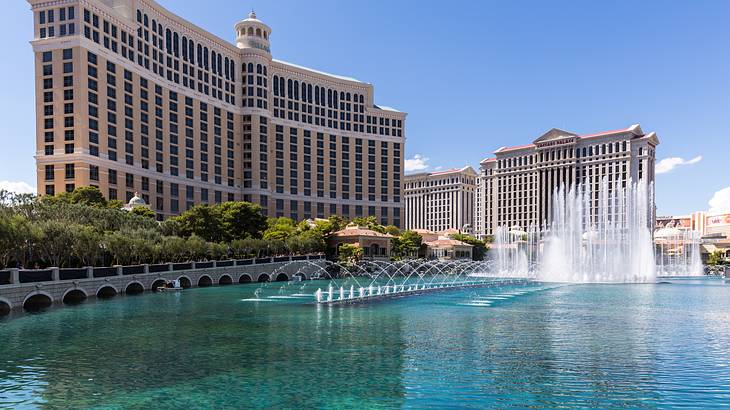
[1,279,730,407]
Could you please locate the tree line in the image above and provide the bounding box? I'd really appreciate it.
[0,187,489,270]
[0,187,333,269]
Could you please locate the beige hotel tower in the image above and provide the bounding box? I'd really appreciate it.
[475,125,659,238]
[29,0,406,225]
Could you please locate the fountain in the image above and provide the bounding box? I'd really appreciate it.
[487,178,701,283]
[655,227,703,276]
[540,178,656,283]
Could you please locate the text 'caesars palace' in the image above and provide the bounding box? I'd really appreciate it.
[30,0,405,225]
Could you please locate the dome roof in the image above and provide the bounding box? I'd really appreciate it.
[128,193,146,207]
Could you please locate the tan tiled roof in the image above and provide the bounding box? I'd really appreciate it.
[426,238,473,248]
[332,226,394,238]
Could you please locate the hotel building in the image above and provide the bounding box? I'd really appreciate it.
[29,0,406,225]
[404,166,477,233]
[475,124,659,238]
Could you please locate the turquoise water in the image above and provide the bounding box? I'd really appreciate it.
[2,277,730,408]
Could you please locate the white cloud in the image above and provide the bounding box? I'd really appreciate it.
[708,187,730,215]
[0,181,36,195]
[433,166,444,171]
[405,154,430,173]
[656,155,702,174]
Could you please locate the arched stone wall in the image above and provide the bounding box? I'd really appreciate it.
[150,279,167,291]
[177,276,192,289]
[96,285,118,299]
[0,297,12,316]
[125,281,144,295]
[198,275,213,287]
[23,291,53,312]
[62,288,88,305]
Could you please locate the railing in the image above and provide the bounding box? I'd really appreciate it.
[0,270,10,285]
[0,254,326,286]
[59,268,88,281]
[19,270,53,283]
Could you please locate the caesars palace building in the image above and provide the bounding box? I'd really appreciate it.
[29,0,406,225]
[475,125,659,238]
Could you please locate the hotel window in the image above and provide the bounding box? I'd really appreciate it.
[64,164,74,179]
[44,165,54,181]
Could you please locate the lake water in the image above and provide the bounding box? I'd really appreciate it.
[2,277,730,408]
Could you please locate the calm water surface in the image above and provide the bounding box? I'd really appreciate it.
[1,277,730,409]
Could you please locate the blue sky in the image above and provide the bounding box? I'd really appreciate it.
[1,0,729,216]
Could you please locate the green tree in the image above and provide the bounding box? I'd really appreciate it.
[0,214,28,268]
[263,217,297,241]
[708,250,725,266]
[217,201,267,241]
[351,216,386,233]
[66,186,108,207]
[173,205,222,242]
[391,230,423,259]
[70,225,103,266]
[130,206,156,219]
[338,243,363,264]
[35,220,77,267]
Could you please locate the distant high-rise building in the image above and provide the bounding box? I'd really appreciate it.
[404,166,477,233]
[475,124,659,238]
[29,1,406,225]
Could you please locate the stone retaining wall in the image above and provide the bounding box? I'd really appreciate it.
[0,258,326,314]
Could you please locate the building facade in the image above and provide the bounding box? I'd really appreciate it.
[475,124,658,238]
[404,166,477,233]
[29,0,406,225]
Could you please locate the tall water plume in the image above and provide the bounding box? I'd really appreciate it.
[539,178,656,283]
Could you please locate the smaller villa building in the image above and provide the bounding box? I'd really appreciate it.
[328,225,393,260]
[414,229,473,260]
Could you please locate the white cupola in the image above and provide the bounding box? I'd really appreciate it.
[234,10,272,55]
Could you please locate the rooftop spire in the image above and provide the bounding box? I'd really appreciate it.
[248,9,256,19]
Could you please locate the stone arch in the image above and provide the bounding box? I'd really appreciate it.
[198,275,213,287]
[0,297,12,316]
[62,288,88,305]
[275,273,289,282]
[257,273,270,283]
[294,272,307,281]
[96,285,118,299]
[238,273,252,284]
[218,274,233,286]
[151,279,167,292]
[125,281,144,295]
[177,276,192,289]
[23,291,53,312]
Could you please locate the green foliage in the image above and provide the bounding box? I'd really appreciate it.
[0,190,325,269]
[708,250,725,266]
[263,217,298,241]
[130,206,156,219]
[351,216,386,233]
[217,201,267,241]
[173,202,267,242]
[338,243,363,264]
[66,186,108,207]
[391,230,423,259]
